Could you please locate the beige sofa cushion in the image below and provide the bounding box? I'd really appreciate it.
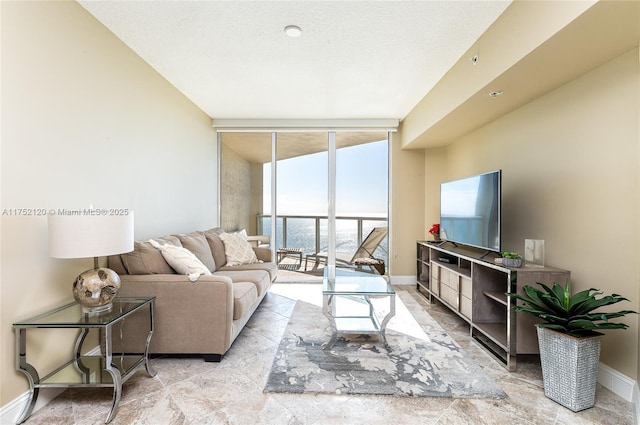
[121,235,181,275]
[232,282,258,321]
[149,239,211,282]
[219,229,259,266]
[176,232,216,272]
[214,269,271,297]
[201,228,227,268]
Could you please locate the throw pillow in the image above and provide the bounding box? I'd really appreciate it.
[122,241,175,275]
[175,232,216,272]
[218,229,260,266]
[148,239,211,282]
[201,228,227,268]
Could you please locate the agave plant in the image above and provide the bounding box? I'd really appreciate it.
[507,280,636,337]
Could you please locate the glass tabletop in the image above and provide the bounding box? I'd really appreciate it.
[13,297,155,328]
[322,267,394,296]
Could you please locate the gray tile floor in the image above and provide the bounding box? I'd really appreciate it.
[21,283,635,425]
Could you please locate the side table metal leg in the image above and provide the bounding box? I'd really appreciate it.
[15,381,38,425]
[15,329,39,424]
[74,328,90,357]
[104,367,122,424]
[103,325,122,424]
[73,328,92,383]
[144,301,157,377]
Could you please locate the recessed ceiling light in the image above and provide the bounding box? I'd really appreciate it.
[489,91,503,98]
[284,25,302,38]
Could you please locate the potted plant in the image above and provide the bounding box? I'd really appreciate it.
[428,223,440,240]
[502,251,522,268]
[507,281,636,411]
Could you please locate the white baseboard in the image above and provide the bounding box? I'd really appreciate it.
[0,388,65,425]
[598,362,636,402]
[633,381,640,425]
[389,275,415,285]
[1,346,101,424]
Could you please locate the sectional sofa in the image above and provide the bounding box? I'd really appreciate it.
[108,227,277,361]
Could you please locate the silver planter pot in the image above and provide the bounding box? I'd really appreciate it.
[536,326,602,412]
[502,258,522,268]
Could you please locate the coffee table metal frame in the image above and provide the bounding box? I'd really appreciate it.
[13,297,156,424]
[322,268,395,348]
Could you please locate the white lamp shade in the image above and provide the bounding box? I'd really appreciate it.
[48,212,134,259]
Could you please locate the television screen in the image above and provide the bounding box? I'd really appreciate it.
[440,170,501,253]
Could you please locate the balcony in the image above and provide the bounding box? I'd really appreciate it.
[257,214,388,277]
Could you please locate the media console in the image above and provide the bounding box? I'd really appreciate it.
[416,241,570,371]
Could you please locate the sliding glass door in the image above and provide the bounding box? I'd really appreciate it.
[335,132,389,271]
[218,130,389,278]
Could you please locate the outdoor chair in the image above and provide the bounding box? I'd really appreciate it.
[304,227,388,274]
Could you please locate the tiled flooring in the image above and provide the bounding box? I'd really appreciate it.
[22,283,635,425]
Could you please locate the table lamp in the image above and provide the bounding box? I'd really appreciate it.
[48,211,134,314]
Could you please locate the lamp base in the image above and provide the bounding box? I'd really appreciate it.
[73,267,121,314]
[81,303,113,315]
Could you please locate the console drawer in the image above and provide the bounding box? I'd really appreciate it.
[460,295,472,319]
[440,284,458,308]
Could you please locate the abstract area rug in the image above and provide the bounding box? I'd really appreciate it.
[264,298,506,399]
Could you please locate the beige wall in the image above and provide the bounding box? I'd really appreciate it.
[249,162,264,236]
[423,147,448,233]
[219,141,264,235]
[424,49,639,379]
[1,1,216,407]
[389,130,425,276]
[220,143,253,232]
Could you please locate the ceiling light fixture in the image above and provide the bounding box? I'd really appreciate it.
[489,91,503,98]
[284,25,302,38]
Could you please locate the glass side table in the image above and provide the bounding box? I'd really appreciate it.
[13,297,156,424]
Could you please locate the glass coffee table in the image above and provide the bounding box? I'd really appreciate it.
[322,267,395,348]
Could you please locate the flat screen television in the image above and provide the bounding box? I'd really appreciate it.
[439,170,501,253]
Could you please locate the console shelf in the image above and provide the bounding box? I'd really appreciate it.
[416,241,570,371]
[483,291,508,306]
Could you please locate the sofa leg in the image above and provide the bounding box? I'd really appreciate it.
[203,354,223,362]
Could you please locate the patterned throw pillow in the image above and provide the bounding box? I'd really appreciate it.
[218,229,259,266]
[148,239,211,282]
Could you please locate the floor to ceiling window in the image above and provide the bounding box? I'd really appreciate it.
[218,129,390,278]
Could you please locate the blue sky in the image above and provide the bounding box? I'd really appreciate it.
[264,140,388,216]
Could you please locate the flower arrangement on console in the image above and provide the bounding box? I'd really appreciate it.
[428,223,440,240]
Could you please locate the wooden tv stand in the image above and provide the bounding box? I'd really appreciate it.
[416,241,570,371]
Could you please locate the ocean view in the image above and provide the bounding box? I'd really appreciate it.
[261,217,388,263]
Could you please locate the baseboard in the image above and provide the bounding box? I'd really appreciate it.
[633,381,640,425]
[598,362,637,404]
[389,275,415,285]
[1,346,102,424]
[0,387,65,424]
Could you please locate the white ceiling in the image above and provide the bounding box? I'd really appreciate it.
[79,0,511,121]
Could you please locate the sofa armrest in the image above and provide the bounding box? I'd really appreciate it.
[253,247,272,262]
[117,274,235,355]
[247,235,270,247]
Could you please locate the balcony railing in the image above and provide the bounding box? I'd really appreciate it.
[257,214,388,263]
